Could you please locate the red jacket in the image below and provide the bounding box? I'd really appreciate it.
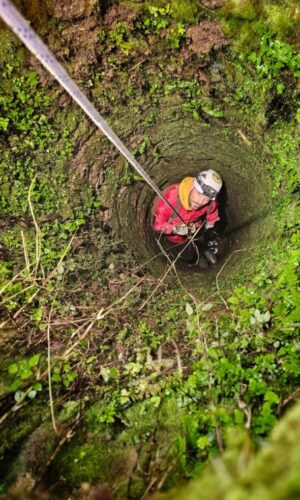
[152,183,220,244]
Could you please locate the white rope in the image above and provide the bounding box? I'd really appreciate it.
[0,0,186,224]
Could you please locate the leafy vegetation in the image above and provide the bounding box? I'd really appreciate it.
[163,400,300,499]
[0,0,299,497]
[0,54,104,316]
[8,354,42,401]
[164,78,224,119]
[248,32,300,79]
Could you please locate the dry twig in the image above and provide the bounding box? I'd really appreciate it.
[62,276,145,359]
[237,129,252,146]
[47,303,58,434]
[0,261,37,296]
[21,230,30,275]
[171,340,183,376]
[139,224,204,310]
[155,238,199,304]
[282,386,300,408]
[27,177,42,276]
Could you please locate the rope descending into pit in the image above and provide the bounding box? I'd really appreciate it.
[0,0,186,225]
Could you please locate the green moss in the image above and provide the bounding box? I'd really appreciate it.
[264,2,300,39]
[1,421,59,488]
[51,440,110,487]
[47,397,188,496]
[0,402,49,492]
[0,400,46,458]
[169,0,200,23]
[220,18,262,52]
[222,0,260,21]
[221,0,300,49]
[51,436,138,495]
[0,29,25,68]
[134,0,200,23]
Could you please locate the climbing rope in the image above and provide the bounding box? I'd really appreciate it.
[0,0,187,225]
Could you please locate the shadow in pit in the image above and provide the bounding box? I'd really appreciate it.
[225,204,274,236]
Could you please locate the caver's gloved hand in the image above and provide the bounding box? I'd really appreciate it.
[205,221,214,230]
[189,223,197,234]
[172,224,189,236]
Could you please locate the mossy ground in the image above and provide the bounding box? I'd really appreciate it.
[0,1,299,497]
[156,400,300,500]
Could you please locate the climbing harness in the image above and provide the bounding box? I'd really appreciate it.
[0,0,186,225]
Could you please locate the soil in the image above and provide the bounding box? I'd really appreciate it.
[187,21,229,54]
[103,4,137,28]
[201,0,225,8]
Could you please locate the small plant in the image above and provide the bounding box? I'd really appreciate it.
[0,64,52,146]
[140,4,172,35]
[118,137,149,187]
[164,78,223,119]
[108,22,137,55]
[248,32,300,80]
[265,122,299,196]
[8,354,42,401]
[167,22,186,49]
[52,362,78,388]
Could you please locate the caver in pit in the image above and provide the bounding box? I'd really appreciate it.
[152,169,222,267]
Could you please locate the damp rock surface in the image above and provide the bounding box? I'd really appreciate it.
[110,107,271,284]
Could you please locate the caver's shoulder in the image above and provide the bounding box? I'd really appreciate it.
[162,183,179,200]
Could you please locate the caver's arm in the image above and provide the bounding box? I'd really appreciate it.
[152,185,181,234]
[206,200,220,226]
[152,201,177,234]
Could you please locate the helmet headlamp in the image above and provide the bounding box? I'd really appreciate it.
[195,175,218,200]
[194,169,222,200]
